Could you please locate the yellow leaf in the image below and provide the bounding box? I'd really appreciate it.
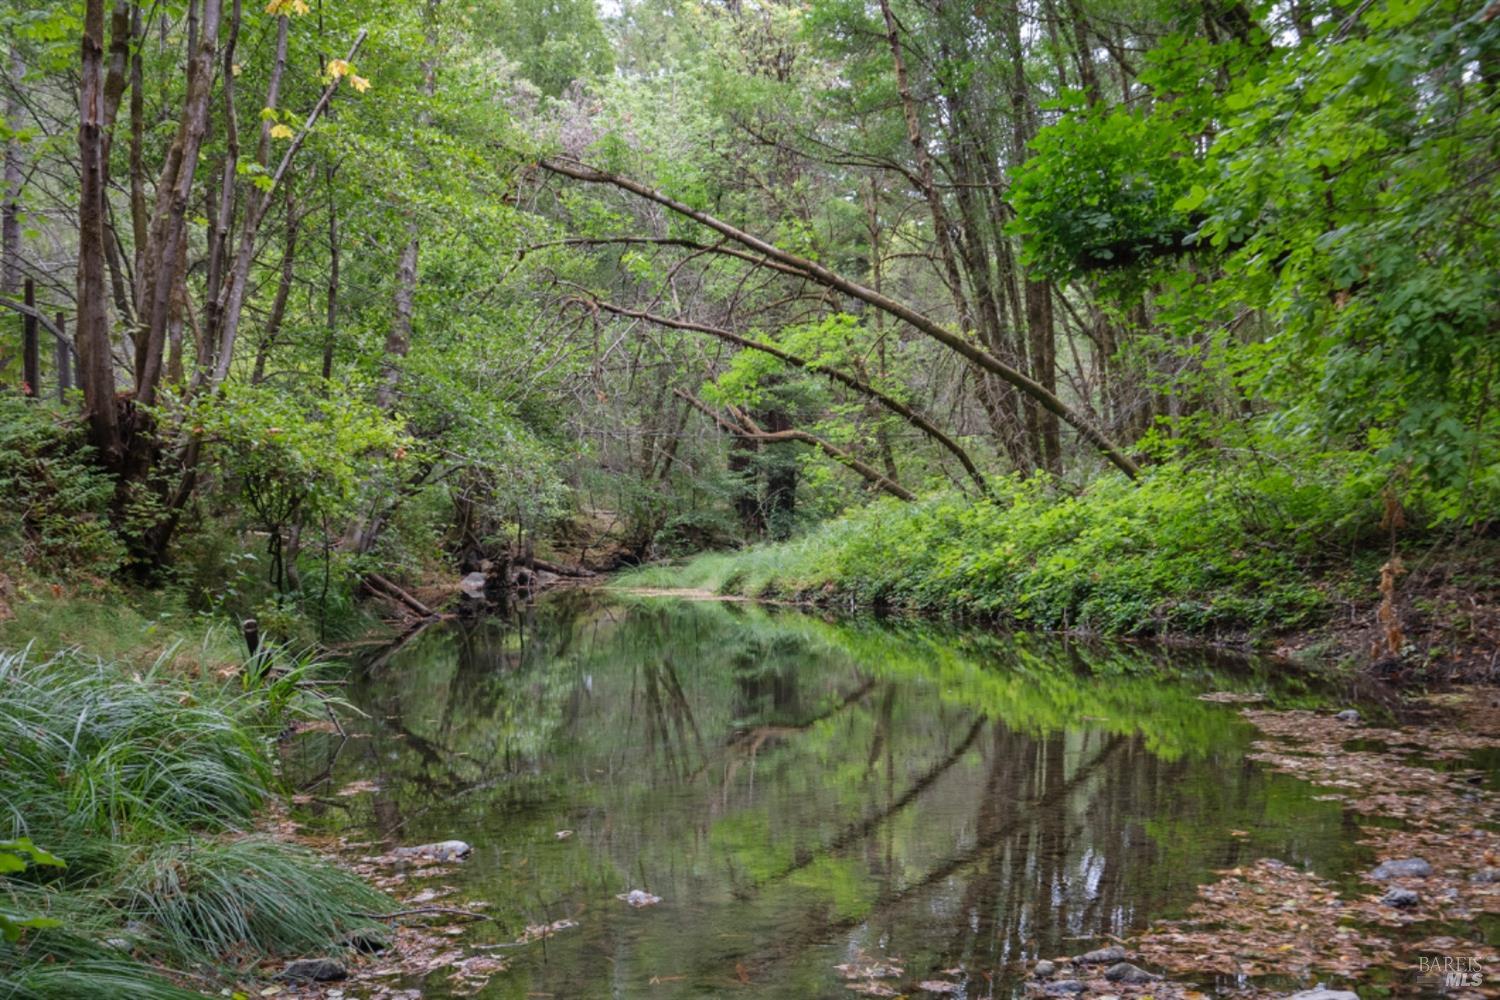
[327,59,350,79]
[349,74,371,93]
[269,124,294,140]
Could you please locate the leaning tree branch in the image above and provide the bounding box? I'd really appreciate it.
[0,297,76,357]
[578,298,989,496]
[524,235,811,279]
[674,389,915,501]
[538,156,1140,479]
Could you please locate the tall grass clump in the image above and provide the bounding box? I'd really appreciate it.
[0,651,270,844]
[122,837,389,965]
[626,454,1402,636]
[0,647,390,995]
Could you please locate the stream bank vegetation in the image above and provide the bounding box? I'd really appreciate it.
[0,644,391,997]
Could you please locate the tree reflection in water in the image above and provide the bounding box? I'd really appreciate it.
[283,593,1361,998]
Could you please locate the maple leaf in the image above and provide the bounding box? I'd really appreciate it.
[350,74,371,93]
[269,124,294,140]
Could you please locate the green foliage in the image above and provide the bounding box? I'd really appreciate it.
[0,839,65,943]
[484,0,613,96]
[0,395,123,574]
[0,650,270,843]
[1014,0,1500,523]
[121,837,387,965]
[191,382,411,536]
[0,647,390,989]
[628,452,1407,635]
[1009,104,1201,279]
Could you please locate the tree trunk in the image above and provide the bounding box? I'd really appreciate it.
[2,48,21,305]
[134,0,223,410]
[21,278,38,396]
[77,0,122,463]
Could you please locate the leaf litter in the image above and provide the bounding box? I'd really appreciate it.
[1011,688,1500,998]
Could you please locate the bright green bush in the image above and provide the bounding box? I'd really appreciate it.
[630,452,1409,636]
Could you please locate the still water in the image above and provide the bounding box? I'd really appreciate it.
[286,592,1373,998]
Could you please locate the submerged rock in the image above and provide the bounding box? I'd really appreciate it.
[1381,887,1420,909]
[1043,981,1086,995]
[392,839,472,862]
[1369,857,1431,879]
[1075,945,1127,965]
[1104,962,1159,984]
[1287,988,1359,1000]
[1033,959,1056,979]
[280,958,348,982]
[616,888,662,908]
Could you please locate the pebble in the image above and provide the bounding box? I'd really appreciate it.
[1381,887,1420,909]
[1104,962,1159,984]
[1334,709,1360,723]
[1033,960,1056,979]
[1369,857,1431,879]
[1471,867,1500,884]
[279,958,348,982]
[617,888,662,907]
[391,839,473,862]
[1043,981,1086,996]
[1075,944,1127,965]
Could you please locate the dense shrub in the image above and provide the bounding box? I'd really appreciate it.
[626,453,1412,636]
[0,395,123,575]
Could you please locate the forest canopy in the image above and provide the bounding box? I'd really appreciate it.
[0,0,1494,623]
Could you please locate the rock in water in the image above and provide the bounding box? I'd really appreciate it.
[280,958,347,982]
[1104,962,1159,984]
[1369,857,1431,879]
[1043,981,1086,996]
[1381,887,1420,908]
[392,840,472,862]
[1033,960,1056,979]
[1334,709,1360,723]
[1075,945,1127,965]
[460,572,488,598]
[616,888,662,908]
[1287,988,1359,1000]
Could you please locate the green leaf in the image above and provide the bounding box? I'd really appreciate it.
[1173,184,1208,213]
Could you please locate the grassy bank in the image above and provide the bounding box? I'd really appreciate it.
[0,639,391,998]
[621,456,1498,662]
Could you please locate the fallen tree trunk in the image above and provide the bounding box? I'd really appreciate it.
[516,555,595,578]
[363,572,437,618]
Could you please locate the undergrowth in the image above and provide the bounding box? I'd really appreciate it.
[622,453,1449,637]
[0,647,390,997]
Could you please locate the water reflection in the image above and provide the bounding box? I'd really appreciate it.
[285,594,1361,998]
